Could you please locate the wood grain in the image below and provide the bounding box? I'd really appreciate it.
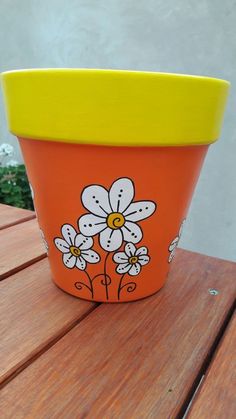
[188,312,236,419]
[0,249,235,418]
[0,219,46,279]
[0,204,35,230]
[0,258,97,385]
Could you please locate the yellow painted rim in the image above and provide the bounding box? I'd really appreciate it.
[0,69,230,146]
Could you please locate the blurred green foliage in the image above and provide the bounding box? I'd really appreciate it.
[0,164,34,210]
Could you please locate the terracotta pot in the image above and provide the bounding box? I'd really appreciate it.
[1,69,229,302]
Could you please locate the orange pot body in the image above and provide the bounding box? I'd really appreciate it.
[2,69,229,302]
[19,137,208,302]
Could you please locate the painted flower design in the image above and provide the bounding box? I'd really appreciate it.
[29,183,39,219]
[40,229,49,254]
[54,224,100,270]
[29,183,34,200]
[113,242,150,276]
[168,219,185,263]
[78,178,156,252]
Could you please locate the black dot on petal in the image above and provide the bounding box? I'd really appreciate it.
[84,224,87,227]
[118,194,122,198]
[91,254,94,257]
[96,200,99,203]
[83,240,86,243]
[89,224,92,227]
[139,209,142,212]
[92,196,96,199]
[131,233,135,236]
[120,189,123,192]
[107,245,110,248]
[108,240,111,243]
[145,207,149,210]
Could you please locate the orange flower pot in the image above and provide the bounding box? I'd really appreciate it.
[1,69,229,302]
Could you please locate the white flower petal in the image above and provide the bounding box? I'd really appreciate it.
[113,252,129,263]
[81,185,111,216]
[125,242,136,257]
[63,253,76,268]
[54,238,70,253]
[75,234,93,250]
[129,263,141,276]
[29,183,34,200]
[116,263,131,274]
[109,178,134,213]
[168,251,175,263]
[135,246,148,256]
[169,237,179,252]
[61,224,77,246]
[122,222,142,244]
[99,227,123,251]
[81,249,100,263]
[124,201,156,222]
[76,256,87,270]
[78,214,107,237]
[138,255,150,266]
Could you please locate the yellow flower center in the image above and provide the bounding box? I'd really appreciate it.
[107,212,125,229]
[70,246,81,257]
[129,256,138,264]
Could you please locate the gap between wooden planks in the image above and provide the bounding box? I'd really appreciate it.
[0,249,235,418]
[0,204,35,230]
[188,312,236,419]
[0,218,46,280]
[0,258,98,386]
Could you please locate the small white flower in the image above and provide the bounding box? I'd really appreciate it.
[54,224,100,270]
[40,229,49,254]
[0,143,14,157]
[79,178,156,252]
[113,242,150,276]
[6,159,18,167]
[168,219,185,263]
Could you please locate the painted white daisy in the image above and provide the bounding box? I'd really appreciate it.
[78,177,156,252]
[29,183,34,200]
[29,183,39,218]
[113,242,150,276]
[40,229,49,254]
[54,224,100,270]
[168,219,185,263]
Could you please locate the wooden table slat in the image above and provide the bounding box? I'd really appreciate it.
[0,204,35,230]
[0,219,46,279]
[0,258,97,385]
[188,312,236,419]
[0,250,235,418]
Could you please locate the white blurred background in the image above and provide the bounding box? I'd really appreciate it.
[0,0,235,261]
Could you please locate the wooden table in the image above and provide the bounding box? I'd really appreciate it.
[0,203,235,418]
